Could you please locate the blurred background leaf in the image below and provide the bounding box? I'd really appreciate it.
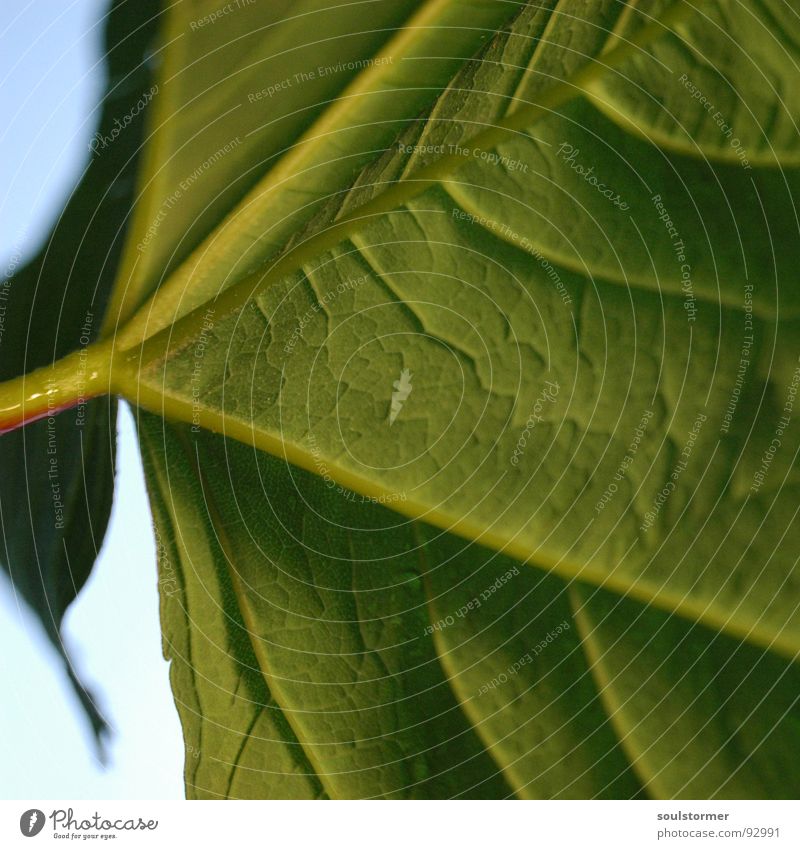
[0,0,160,746]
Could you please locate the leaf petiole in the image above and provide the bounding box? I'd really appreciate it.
[0,340,115,434]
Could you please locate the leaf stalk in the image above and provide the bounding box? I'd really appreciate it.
[0,340,115,434]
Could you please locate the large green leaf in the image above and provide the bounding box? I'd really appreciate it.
[4,0,798,798]
[130,0,800,643]
[0,0,160,741]
[140,418,522,798]
[108,0,518,340]
[108,0,800,797]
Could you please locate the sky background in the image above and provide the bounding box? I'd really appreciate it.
[0,0,183,799]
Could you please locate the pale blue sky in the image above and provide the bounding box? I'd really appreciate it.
[0,1,182,799]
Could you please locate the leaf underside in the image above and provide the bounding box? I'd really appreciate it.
[0,0,160,742]
[27,0,800,796]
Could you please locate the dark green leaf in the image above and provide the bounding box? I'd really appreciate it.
[0,0,160,743]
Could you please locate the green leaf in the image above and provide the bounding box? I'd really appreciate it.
[571,584,800,798]
[109,0,518,341]
[112,0,800,797]
[0,0,160,742]
[131,0,800,653]
[138,418,330,798]
[4,0,799,798]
